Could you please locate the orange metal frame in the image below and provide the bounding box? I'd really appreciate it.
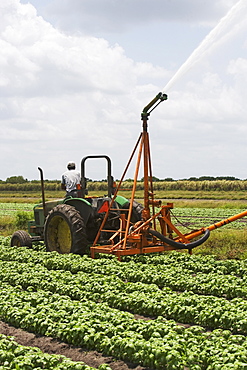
[90,92,188,259]
[90,92,247,259]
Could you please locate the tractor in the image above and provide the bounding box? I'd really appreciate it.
[10,92,247,259]
[10,155,143,256]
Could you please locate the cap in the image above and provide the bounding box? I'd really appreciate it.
[67,161,76,169]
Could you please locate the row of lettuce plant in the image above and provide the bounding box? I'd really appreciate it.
[1,204,246,229]
[172,207,247,230]
[1,236,247,277]
[1,282,247,370]
[2,234,247,276]
[0,333,110,370]
[123,252,247,276]
[0,260,247,334]
[0,244,247,299]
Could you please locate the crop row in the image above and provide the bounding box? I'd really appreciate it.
[0,333,107,370]
[0,244,247,299]
[1,281,247,370]
[1,204,246,230]
[172,207,247,230]
[1,242,247,369]
[125,252,247,275]
[0,204,33,211]
[2,235,247,279]
[1,259,247,335]
[0,203,33,217]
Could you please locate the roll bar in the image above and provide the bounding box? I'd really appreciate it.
[80,155,114,198]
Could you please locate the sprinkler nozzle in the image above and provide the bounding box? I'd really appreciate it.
[160,93,168,101]
[141,92,168,120]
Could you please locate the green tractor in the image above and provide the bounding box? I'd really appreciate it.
[10,155,143,255]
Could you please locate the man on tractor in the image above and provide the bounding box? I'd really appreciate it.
[61,161,81,198]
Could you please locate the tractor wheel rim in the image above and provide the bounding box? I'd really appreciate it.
[47,215,72,253]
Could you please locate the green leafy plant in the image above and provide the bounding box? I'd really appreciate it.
[15,211,33,229]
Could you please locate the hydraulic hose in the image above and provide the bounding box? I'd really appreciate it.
[148,228,210,250]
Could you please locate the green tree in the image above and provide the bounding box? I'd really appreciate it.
[6,176,28,184]
[140,176,160,182]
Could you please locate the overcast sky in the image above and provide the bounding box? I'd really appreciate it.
[1,0,247,181]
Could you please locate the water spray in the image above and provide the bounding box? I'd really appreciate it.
[162,0,247,92]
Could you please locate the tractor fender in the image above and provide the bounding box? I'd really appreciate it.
[148,228,210,251]
[63,198,93,225]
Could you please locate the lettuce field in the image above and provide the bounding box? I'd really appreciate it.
[1,202,247,231]
[0,233,247,369]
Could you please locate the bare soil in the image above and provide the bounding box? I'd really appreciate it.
[0,321,148,370]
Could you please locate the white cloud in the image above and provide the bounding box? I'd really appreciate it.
[0,0,169,180]
[0,0,246,182]
[43,0,238,33]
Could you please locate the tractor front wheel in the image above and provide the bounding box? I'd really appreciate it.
[44,204,88,255]
[10,230,32,248]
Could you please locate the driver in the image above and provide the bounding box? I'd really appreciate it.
[61,161,81,198]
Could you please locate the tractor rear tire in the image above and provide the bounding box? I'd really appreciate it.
[122,200,144,223]
[44,204,88,255]
[10,230,32,248]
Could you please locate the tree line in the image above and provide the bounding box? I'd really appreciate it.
[0,175,242,184]
[1,177,247,192]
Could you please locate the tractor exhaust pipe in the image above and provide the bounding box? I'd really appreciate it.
[38,167,47,217]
